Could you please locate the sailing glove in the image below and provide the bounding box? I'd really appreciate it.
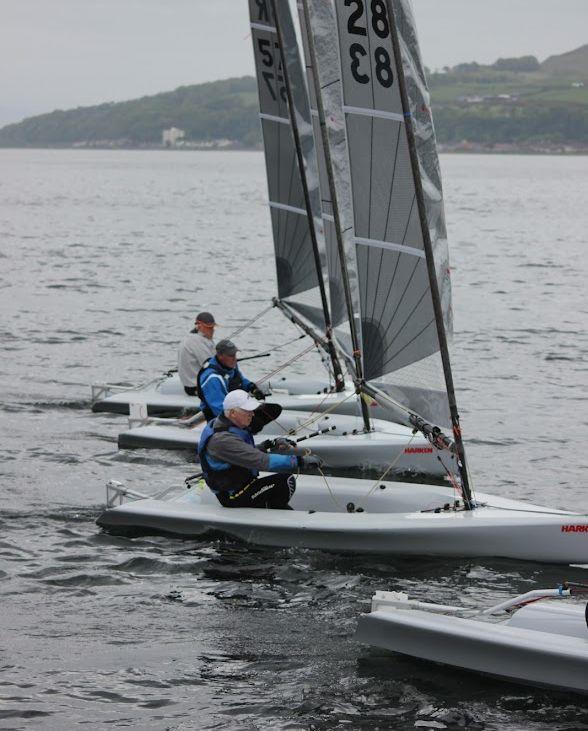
[258,437,296,452]
[297,454,324,470]
[273,437,297,451]
[249,384,265,400]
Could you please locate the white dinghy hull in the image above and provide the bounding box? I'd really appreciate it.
[97,478,588,563]
[91,374,382,418]
[355,597,588,694]
[117,411,455,476]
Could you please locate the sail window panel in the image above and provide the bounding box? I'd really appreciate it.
[261,119,306,212]
[282,295,326,332]
[358,244,440,379]
[270,207,318,298]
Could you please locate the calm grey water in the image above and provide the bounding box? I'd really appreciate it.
[1,149,587,729]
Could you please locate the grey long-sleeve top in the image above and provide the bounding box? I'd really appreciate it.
[177,330,215,388]
[206,415,298,473]
[206,415,271,471]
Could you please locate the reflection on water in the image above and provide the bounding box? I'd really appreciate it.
[1,150,587,727]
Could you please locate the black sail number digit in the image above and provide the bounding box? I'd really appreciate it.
[370,0,389,38]
[374,46,394,88]
[349,43,369,84]
[257,37,285,103]
[258,38,273,67]
[345,0,367,35]
[343,0,393,89]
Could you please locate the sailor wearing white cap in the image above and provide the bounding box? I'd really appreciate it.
[198,390,322,509]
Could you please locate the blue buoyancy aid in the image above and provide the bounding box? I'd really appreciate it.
[198,419,257,494]
[196,356,252,420]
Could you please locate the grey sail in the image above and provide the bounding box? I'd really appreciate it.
[306,0,452,427]
[248,0,325,332]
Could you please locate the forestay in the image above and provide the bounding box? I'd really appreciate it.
[306,0,453,427]
[248,0,325,331]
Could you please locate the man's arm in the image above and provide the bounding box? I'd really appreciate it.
[236,366,253,392]
[207,432,297,472]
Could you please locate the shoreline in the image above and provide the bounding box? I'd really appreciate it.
[1,144,587,156]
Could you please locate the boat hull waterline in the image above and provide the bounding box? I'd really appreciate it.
[97,478,588,563]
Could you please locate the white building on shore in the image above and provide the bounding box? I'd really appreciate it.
[162,127,185,147]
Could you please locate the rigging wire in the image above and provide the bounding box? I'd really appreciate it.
[256,342,317,385]
[271,389,358,436]
[362,431,419,501]
[228,303,275,339]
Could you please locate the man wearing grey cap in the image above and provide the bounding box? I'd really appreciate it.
[177,312,217,396]
[197,338,279,432]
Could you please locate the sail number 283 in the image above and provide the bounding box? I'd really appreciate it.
[344,0,394,88]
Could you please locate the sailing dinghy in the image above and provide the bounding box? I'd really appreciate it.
[355,584,588,694]
[117,403,455,476]
[97,477,588,564]
[91,371,341,416]
[97,0,588,564]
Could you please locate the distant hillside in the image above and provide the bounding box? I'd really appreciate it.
[0,77,260,149]
[1,46,587,152]
[427,44,588,150]
[542,44,588,77]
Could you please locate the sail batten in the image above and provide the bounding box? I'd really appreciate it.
[259,112,290,125]
[344,105,405,122]
[355,238,424,258]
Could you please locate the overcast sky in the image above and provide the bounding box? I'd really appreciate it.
[1,0,586,127]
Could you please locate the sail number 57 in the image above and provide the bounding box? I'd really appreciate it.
[344,0,394,88]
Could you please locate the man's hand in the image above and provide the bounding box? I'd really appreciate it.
[258,436,296,452]
[249,384,265,400]
[297,454,324,470]
[273,436,296,451]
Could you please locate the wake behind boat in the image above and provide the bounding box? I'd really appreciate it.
[97,477,588,564]
[355,585,588,694]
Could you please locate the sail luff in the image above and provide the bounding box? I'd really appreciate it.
[383,0,473,507]
[299,0,372,432]
[270,0,345,392]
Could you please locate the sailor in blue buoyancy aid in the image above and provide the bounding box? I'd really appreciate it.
[199,389,323,509]
[197,338,280,433]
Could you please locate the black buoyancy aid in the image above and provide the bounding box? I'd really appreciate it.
[198,419,257,495]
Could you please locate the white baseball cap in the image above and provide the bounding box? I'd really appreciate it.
[223,389,259,412]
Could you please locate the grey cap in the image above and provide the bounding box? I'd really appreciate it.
[195,311,216,325]
[216,338,238,356]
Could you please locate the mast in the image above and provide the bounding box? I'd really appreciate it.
[269,0,345,393]
[298,0,372,432]
[384,0,473,508]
